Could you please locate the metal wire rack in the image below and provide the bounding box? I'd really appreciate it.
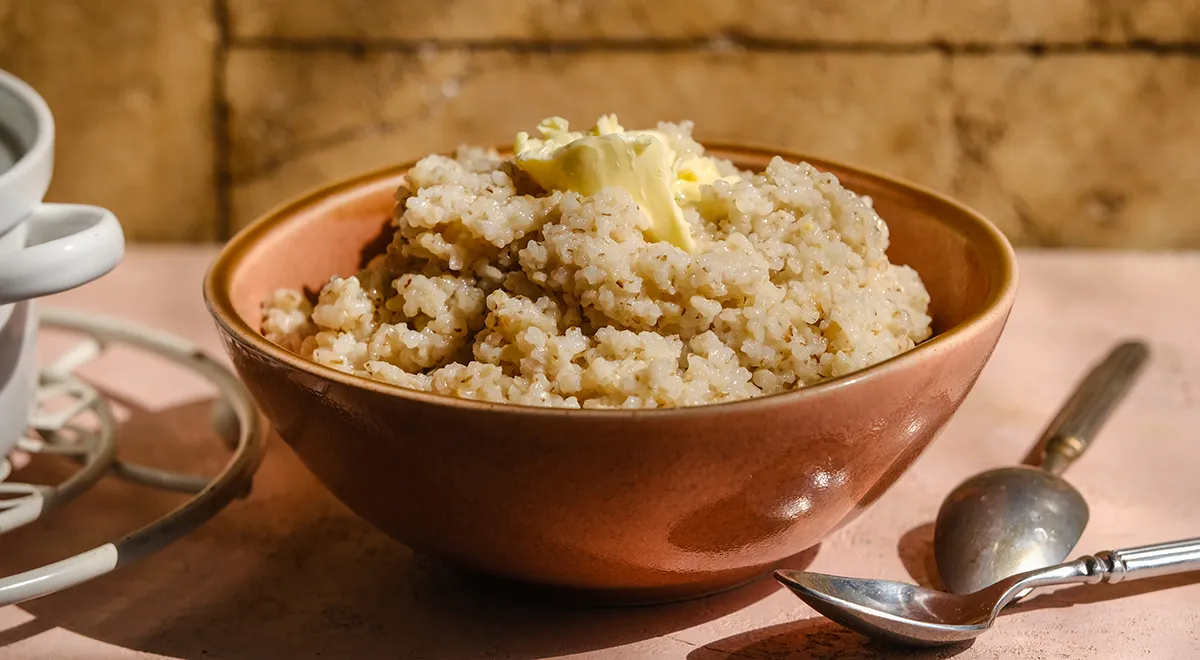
[0,307,266,606]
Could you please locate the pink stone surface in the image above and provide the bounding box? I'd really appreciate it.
[0,246,1197,659]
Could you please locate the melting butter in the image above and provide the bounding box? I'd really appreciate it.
[513,115,737,252]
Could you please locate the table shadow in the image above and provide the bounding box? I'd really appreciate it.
[1,395,820,660]
[685,616,975,659]
[1007,572,1200,613]
[897,522,945,590]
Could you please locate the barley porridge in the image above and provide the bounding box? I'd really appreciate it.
[261,115,932,409]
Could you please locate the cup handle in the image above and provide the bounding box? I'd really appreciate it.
[0,203,125,305]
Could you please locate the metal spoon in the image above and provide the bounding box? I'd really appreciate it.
[775,536,1200,647]
[933,340,1149,595]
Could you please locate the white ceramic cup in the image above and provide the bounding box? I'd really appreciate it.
[0,68,125,457]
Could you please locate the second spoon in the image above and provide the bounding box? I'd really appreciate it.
[933,340,1150,595]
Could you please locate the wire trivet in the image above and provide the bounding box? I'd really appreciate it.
[0,307,266,606]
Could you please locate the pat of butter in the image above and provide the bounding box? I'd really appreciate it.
[514,116,732,252]
[674,156,729,204]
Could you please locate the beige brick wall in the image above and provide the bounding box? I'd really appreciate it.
[0,0,217,241]
[2,0,1198,247]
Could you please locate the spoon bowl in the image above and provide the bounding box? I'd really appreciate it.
[933,340,1149,595]
[774,570,1001,646]
[934,465,1089,594]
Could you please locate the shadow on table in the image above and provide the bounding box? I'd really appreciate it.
[0,395,819,660]
[897,522,945,590]
[685,616,975,660]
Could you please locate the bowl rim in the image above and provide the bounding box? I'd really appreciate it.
[204,142,1019,418]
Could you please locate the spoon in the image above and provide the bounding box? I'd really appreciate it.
[933,340,1149,596]
[775,536,1200,647]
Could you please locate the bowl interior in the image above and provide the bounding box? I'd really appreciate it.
[219,146,1011,372]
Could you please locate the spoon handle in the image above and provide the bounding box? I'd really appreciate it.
[1091,538,1200,583]
[1037,340,1149,476]
[999,537,1200,609]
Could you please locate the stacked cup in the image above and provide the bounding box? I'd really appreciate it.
[0,69,125,457]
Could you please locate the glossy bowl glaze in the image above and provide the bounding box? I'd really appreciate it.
[204,145,1018,604]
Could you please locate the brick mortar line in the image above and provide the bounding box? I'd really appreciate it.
[227,36,1200,56]
[214,0,233,241]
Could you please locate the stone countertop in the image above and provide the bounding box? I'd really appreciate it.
[0,247,1197,660]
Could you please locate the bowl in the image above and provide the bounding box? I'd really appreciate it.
[203,145,1018,604]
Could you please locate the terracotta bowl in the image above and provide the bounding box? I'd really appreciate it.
[203,145,1018,604]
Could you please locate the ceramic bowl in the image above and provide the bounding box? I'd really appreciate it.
[204,145,1018,604]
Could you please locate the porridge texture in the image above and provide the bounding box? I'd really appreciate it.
[262,116,932,408]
